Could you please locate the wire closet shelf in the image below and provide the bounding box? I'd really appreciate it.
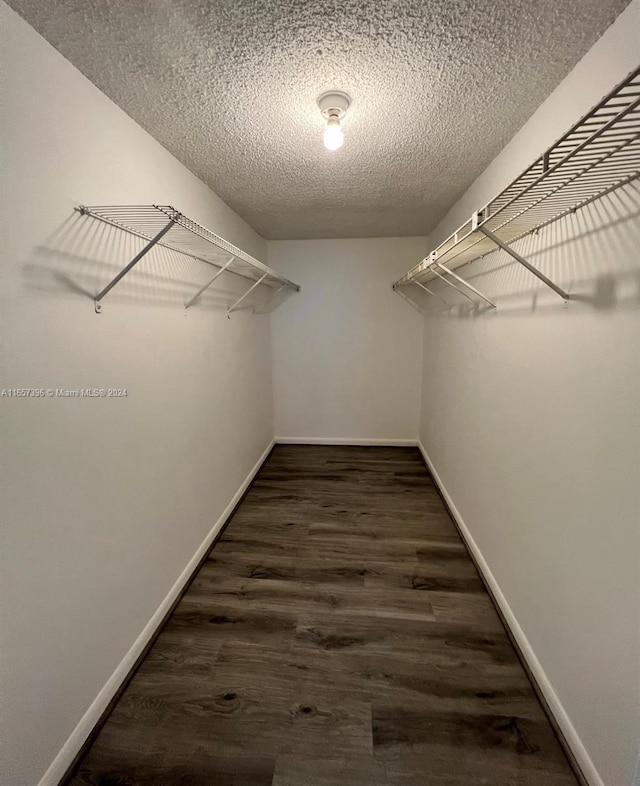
[393,65,640,307]
[78,204,300,313]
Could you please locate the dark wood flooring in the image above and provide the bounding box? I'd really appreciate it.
[69,445,578,785]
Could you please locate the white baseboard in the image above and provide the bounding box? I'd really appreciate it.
[275,437,418,446]
[417,441,602,786]
[38,439,275,786]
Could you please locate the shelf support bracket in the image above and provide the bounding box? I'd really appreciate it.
[228,273,268,315]
[477,225,570,301]
[433,261,497,308]
[259,283,287,311]
[185,255,235,309]
[394,286,428,315]
[94,218,176,312]
[413,280,451,307]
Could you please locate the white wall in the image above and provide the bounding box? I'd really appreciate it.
[0,5,276,785]
[417,3,640,785]
[269,237,424,443]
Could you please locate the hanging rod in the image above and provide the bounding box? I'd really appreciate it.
[393,65,640,306]
[77,204,300,313]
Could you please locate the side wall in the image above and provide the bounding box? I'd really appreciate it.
[0,5,275,784]
[269,237,425,444]
[417,3,640,785]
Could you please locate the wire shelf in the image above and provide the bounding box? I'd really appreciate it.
[78,204,300,312]
[393,66,640,298]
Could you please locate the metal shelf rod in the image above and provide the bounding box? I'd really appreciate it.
[185,255,235,309]
[434,262,497,308]
[259,283,286,310]
[228,273,268,315]
[394,286,425,314]
[413,280,451,307]
[430,265,477,304]
[94,217,176,312]
[477,226,569,300]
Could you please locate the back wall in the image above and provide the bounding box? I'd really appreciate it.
[269,237,425,443]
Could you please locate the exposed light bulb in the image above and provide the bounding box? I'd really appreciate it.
[323,116,343,151]
[318,91,350,151]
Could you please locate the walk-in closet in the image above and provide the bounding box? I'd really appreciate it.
[2,2,639,785]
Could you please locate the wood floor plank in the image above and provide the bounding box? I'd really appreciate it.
[68,445,577,785]
[272,755,388,786]
[204,550,367,586]
[372,706,576,784]
[72,745,275,786]
[362,559,485,593]
[186,576,436,624]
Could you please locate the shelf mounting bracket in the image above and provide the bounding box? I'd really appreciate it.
[477,225,570,301]
[394,286,428,315]
[93,217,177,313]
[228,273,268,316]
[258,283,287,311]
[185,255,235,309]
[412,279,451,307]
[432,259,497,308]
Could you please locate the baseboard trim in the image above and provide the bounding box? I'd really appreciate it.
[275,437,418,446]
[416,441,598,786]
[43,440,275,786]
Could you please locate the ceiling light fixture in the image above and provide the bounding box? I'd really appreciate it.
[318,91,351,151]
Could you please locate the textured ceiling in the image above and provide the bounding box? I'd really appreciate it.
[8,0,631,239]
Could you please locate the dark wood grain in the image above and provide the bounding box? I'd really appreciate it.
[68,445,577,785]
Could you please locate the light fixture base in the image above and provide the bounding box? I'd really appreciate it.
[318,91,351,120]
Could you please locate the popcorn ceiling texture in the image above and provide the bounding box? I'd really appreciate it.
[7,0,631,239]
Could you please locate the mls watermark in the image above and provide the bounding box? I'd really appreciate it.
[1,388,128,398]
